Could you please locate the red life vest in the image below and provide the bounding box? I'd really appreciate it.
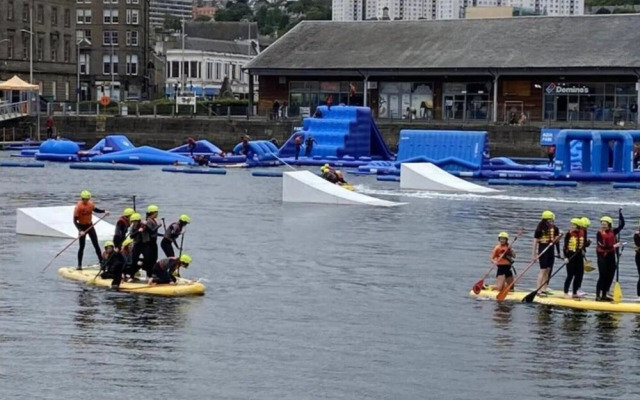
[597,229,616,255]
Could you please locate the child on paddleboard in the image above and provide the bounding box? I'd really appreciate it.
[492,232,516,292]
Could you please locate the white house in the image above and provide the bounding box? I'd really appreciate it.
[164,37,259,99]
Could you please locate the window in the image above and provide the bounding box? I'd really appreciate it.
[126,9,139,24]
[36,34,44,61]
[215,62,221,80]
[37,4,43,24]
[103,54,118,74]
[104,0,118,3]
[232,64,236,80]
[170,61,179,78]
[190,61,198,78]
[126,54,138,75]
[104,9,118,24]
[50,34,58,62]
[224,63,229,77]
[64,37,70,62]
[126,0,140,3]
[206,62,213,80]
[77,9,91,24]
[21,33,28,59]
[64,9,71,27]
[79,54,90,74]
[126,30,138,46]
[7,31,14,59]
[103,31,118,45]
[8,1,15,21]
[52,81,57,100]
[65,81,69,101]
[51,7,58,26]
[22,3,28,21]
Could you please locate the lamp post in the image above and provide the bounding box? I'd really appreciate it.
[110,42,115,101]
[21,4,36,139]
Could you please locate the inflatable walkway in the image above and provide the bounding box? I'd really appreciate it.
[400,163,497,193]
[282,171,404,207]
[278,106,394,161]
[16,206,115,239]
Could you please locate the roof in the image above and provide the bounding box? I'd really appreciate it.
[185,21,259,42]
[177,37,258,56]
[245,15,640,74]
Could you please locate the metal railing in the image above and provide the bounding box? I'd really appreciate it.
[0,101,29,122]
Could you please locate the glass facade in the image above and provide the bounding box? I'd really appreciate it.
[543,82,638,122]
[378,82,433,119]
[442,82,492,121]
[288,81,363,116]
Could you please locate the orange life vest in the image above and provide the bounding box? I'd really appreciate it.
[74,200,95,225]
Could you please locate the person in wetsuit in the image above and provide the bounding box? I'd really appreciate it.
[113,208,134,250]
[99,241,126,288]
[321,165,338,183]
[294,135,302,160]
[160,214,190,257]
[149,254,192,285]
[533,210,561,295]
[186,137,197,157]
[124,212,144,280]
[563,218,586,299]
[304,135,317,157]
[139,205,160,278]
[492,231,516,292]
[74,190,109,270]
[596,208,625,301]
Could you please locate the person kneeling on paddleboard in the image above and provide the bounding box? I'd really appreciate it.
[149,254,192,285]
[563,218,586,299]
[100,241,126,288]
[321,165,338,183]
[491,232,516,292]
[534,210,561,296]
[596,209,624,302]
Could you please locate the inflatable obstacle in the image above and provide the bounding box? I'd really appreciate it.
[35,139,81,162]
[0,161,44,168]
[283,170,404,207]
[84,135,135,155]
[70,163,140,171]
[232,140,281,167]
[169,139,222,157]
[16,206,115,239]
[90,146,194,165]
[400,163,497,193]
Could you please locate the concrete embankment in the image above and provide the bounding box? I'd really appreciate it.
[33,115,616,157]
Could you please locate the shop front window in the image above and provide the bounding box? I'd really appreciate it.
[443,82,491,121]
[288,80,363,116]
[378,82,433,119]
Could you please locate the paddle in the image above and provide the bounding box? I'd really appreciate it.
[41,214,109,273]
[613,210,624,302]
[584,258,594,272]
[522,249,584,303]
[497,233,563,301]
[472,228,524,294]
[132,195,136,212]
[270,152,296,170]
[175,231,186,278]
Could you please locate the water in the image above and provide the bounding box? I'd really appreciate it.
[2,158,640,399]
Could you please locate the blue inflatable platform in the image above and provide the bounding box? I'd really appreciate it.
[487,179,578,187]
[251,170,283,177]
[277,106,395,163]
[169,139,222,157]
[0,161,45,168]
[232,140,281,167]
[612,182,640,189]
[90,146,194,165]
[83,135,136,155]
[162,166,226,175]
[377,176,400,182]
[70,163,140,171]
[35,139,82,162]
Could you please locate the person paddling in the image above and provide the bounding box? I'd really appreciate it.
[74,190,109,270]
[492,232,516,292]
[533,210,561,295]
[140,205,160,278]
[149,254,192,285]
[596,209,624,302]
[161,214,190,257]
[113,208,134,250]
[99,241,126,289]
[124,212,144,280]
[563,218,586,298]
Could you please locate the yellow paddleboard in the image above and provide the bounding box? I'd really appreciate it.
[58,267,205,297]
[338,184,355,191]
[470,288,640,314]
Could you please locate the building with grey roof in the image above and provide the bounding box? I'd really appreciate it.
[245,15,640,124]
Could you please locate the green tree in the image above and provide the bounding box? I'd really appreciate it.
[163,14,181,31]
[215,1,253,21]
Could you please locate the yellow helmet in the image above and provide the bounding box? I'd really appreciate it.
[498,231,509,239]
[600,216,613,225]
[104,240,115,248]
[122,237,134,247]
[323,163,330,168]
[147,205,159,213]
[123,208,135,217]
[179,214,191,223]
[130,213,142,222]
[80,190,91,199]
[570,218,582,227]
[179,254,192,265]
[580,217,591,228]
[541,210,555,220]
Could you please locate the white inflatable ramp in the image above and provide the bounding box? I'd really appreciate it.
[16,206,116,239]
[283,171,405,207]
[400,163,497,193]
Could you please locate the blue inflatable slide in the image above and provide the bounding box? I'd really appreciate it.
[278,106,395,164]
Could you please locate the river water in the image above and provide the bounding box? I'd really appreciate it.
[2,157,640,399]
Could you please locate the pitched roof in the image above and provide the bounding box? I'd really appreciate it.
[180,37,258,56]
[245,15,640,73]
[185,21,259,42]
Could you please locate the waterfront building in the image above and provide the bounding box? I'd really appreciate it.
[0,0,77,102]
[245,15,639,124]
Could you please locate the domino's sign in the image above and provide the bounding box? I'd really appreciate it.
[545,83,589,95]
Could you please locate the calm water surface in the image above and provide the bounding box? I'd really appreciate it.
[2,155,640,399]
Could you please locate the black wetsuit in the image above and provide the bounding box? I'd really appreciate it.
[113,216,130,250]
[596,211,625,299]
[74,206,105,268]
[161,222,183,258]
[152,258,181,284]
[100,251,126,287]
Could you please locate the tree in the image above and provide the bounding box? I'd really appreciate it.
[163,14,181,31]
[214,1,253,21]
[195,14,212,21]
[595,7,612,12]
